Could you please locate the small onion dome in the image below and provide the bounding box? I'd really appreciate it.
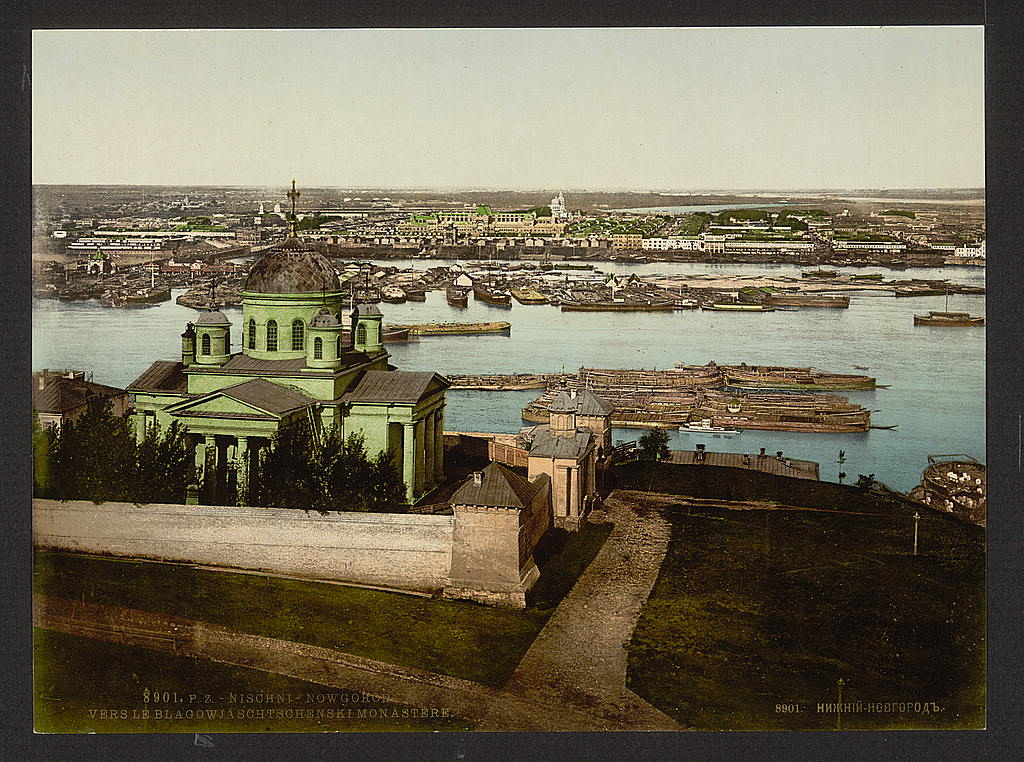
[353,302,382,316]
[310,308,340,327]
[195,308,231,326]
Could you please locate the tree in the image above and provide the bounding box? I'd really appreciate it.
[638,428,671,461]
[248,423,406,513]
[32,411,56,498]
[131,421,195,504]
[50,398,135,503]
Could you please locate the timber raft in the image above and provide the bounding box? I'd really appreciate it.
[447,364,876,392]
[387,321,511,336]
[521,385,872,433]
[446,365,878,433]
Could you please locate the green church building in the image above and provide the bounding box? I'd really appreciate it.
[128,232,449,505]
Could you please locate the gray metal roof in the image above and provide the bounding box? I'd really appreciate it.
[353,303,382,317]
[195,309,231,326]
[450,462,542,509]
[547,389,614,416]
[220,354,310,373]
[345,370,449,404]
[528,428,592,459]
[547,390,578,413]
[310,309,341,327]
[127,360,188,393]
[215,378,315,415]
[243,244,341,294]
[575,390,615,416]
[33,375,128,414]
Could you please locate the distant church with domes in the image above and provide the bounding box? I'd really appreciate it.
[129,183,449,505]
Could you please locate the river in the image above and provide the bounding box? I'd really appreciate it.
[32,261,985,492]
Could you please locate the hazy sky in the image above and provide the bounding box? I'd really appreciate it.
[32,27,985,189]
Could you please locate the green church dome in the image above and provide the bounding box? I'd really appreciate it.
[243,239,341,295]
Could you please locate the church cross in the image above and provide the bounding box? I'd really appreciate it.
[287,179,301,237]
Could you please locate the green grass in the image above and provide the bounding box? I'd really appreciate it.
[627,504,985,730]
[34,629,473,733]
[34,522,611,688]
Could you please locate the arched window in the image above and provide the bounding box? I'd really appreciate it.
[266,320,278,351]
[313,336,323,359]
[291,319,305,351]
[248,319,256,349]
[355,324,367,346]
[201,333,211,355]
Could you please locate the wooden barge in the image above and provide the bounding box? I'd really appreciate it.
[510,288,548,305]
[387,321,511,336]
[521,385,871,432]
[560,299,676,312]
[913,311,984,327]
[766,294,850,308]
[446,287,469,307]
[473,285,512,308]
[689,390,871,433]
[721,365,876,390]
[702,303,777,312]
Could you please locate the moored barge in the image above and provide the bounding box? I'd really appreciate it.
[913,311,984,327]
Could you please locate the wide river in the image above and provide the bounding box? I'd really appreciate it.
[33,260,985,492]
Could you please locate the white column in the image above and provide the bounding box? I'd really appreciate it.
[403,422,416,503]
[423,413,436,490]
[433,408,445,482]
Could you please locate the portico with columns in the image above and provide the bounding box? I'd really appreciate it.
[126,183,450,507]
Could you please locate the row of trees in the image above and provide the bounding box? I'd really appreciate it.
[33,399,195,504]
[246,421,405,513]
[33,398,407,513]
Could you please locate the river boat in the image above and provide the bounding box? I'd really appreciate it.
[702,303,777,312]
[387,321,511,336]
[913,311,984,327]
[404,288,427,302]
[123,287,172,305]
[381,286,407,303]
[511,288,548,305]
[679,419,739,434]
[853,273,885,280]
[563,262,594,270]
[802,270,839,278]
[560,299,675,312]
[473,285,512,307]
[446,287,469,308]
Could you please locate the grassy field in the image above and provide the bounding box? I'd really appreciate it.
[627,503,985,730]
[34,629,473,733]
[33,523,611,688]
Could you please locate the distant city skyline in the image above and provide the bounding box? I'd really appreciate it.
[33,27,985,190]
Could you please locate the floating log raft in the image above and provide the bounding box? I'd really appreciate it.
[387,321,512,336]
[446,373,566,390]
[721,365,876,390]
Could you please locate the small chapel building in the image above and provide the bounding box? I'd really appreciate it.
[128,229,448,506]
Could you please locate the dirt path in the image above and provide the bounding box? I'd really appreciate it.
[493,492,681,730]
[33,489,680,731]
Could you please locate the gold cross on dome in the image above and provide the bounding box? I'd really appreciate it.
[287,179,301,237]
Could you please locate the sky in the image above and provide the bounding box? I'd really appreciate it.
[32,27,985,190]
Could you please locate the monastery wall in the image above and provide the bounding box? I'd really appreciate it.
[33,499,454,591]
